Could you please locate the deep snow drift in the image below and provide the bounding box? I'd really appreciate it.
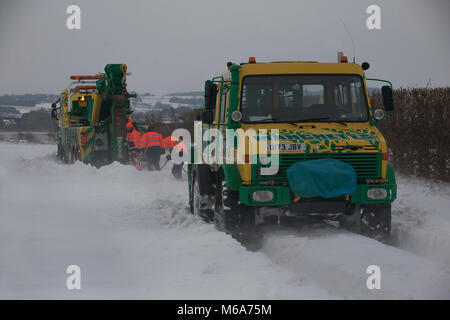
[0,142,449,299]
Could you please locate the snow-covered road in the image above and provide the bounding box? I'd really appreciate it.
[0,142,449,299]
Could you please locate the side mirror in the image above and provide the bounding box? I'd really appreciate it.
[51,108,58,120]
[204,80,218,110]
[381,85,394,112]
[201,110,214,124]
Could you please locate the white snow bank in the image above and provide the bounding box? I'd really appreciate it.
[392,176,450,265]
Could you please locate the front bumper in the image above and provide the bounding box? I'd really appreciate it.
[239,182,396,207]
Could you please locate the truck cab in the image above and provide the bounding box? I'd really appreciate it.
[188,56,396,245]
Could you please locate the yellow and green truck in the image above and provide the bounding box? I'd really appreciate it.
[188,56,396,245]
[51,64,136,167]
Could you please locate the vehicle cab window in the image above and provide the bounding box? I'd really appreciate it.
[241,75,369,123]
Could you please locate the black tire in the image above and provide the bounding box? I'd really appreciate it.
[360,204,391,243]
[189,169,194,213]
[191,168,214,221]
[214,172,261,251]
[57,144,63,161]
[196,164,215,196]
[61,147,68,163]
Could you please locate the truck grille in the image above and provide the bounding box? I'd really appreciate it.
[253,153,381,183]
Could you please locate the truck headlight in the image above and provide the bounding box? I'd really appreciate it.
[252,190,274,202]
[367,188,388,200]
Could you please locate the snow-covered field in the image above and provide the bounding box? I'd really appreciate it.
[6,103,52,115]
[1,96,199,117]
[0,132,56,144]
[133,95,200,112]
[0,142,449,299]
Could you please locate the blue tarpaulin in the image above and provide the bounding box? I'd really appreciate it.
[286,158,356,198]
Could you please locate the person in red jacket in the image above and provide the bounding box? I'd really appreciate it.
[142,126,163,171]
[163,135,179,153]
[125,122,143,170]
[171,136,186,181]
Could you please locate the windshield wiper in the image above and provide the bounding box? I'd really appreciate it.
[291,117,348,126]
[257,118,278,122]
[251,118,298,127]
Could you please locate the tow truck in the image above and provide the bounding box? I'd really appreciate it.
[51,64,137,167]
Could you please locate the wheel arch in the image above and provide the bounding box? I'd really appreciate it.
[219,164,242,192]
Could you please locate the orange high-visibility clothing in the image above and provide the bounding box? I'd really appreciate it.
[172,141,187,165]
[142,131,163,148]
[126,129,143,148]
[163,136,179,149]
[173,141,187,153]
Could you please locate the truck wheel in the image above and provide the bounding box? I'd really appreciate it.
[72,148,77,163]
[191,170,214,222]
[214,173,261,251]
[188,168,193,213]
[360,204,391,243]
[57,144,63,161]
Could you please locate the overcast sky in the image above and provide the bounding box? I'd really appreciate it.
[0,0,449,95]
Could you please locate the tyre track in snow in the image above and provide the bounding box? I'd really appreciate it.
[107,196,338,299]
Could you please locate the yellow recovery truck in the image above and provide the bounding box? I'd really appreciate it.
[51,64,138,167]
[188,55,396,247]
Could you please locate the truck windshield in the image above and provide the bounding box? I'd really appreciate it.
[240,75,369,123]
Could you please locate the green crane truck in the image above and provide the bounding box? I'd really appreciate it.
[51,64,136,167]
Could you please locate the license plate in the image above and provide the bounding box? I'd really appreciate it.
[267,143,306,152]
